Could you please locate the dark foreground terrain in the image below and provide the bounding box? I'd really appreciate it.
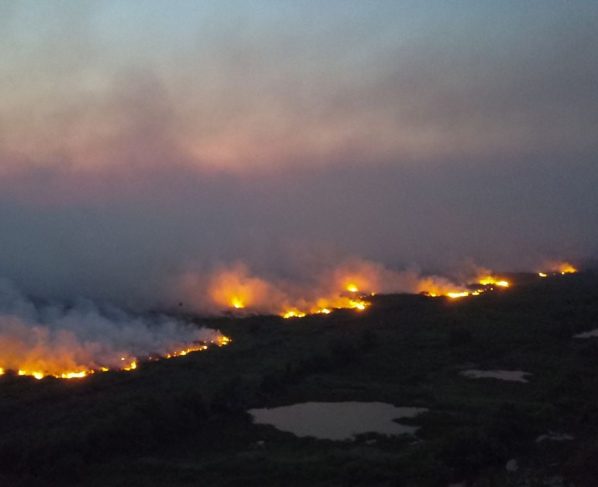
[1,271,598,486]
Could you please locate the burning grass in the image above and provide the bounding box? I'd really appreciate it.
[1,266,595,485]
[539,261,578,276]
[0,334,231,381]
[0,260,579,382]
[0,280,232,381]
[184,260,578,317]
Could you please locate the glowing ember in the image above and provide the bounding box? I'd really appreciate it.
[446,291,470,299]
[540,261,578,276]
[420,271,514,300]
[123,360,137,371]
[349,299,367,310]
[558,263,577,274]
[422,289,473,299]
[280,295,370,319]
[60,371,88,379]
[478,276,510,288]
[415,274,471,300]
[283,310,307,319]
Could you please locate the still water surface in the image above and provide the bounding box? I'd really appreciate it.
[460,369,531,382]
[248,401,427,440]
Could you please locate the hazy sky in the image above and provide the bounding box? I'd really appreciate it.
[1,1,597,306]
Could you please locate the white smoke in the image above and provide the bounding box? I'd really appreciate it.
[0,279,225,376]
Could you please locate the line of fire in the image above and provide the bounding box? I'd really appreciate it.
[0,262,576,382]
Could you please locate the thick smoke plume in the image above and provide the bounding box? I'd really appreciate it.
[0,279,225,379]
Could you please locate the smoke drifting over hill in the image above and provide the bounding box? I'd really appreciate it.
[0,1,597,310]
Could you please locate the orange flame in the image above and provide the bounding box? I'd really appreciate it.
[207,262,279,313]
[557,263,577,274]
[477,275,510,288]
[446,291,470,299]
[281,296,369,319]
[346,283,359,293]
[180,258,578,318]
[2,335,231,381]
[416,275,470,299]
[539,261,578,276]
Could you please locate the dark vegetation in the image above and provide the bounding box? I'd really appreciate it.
[1,271,598,486]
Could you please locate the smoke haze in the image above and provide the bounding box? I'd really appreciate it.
[0,1,597,310]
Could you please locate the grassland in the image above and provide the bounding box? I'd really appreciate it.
[1,271,597,486]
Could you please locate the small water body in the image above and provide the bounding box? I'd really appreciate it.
[248,402,427,440]
[574,328,598,338]
[460,369,531,383]
[536,432,574,442]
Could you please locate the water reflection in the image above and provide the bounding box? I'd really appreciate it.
[460,369,531,383]
[248,401,427,440]
[574,328,598,338]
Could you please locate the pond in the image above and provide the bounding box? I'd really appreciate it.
[248,401,427,440]
[574,328,598,338]
[460,369,531,382]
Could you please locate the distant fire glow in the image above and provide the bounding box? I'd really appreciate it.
[557,263,577,275]
[180,259,583,317]
[281,296,369,319]
[539,261,578,276]
[282,309,307,319]
[192,262,375,319]
[346,284,359,293]
[210,266,491,312]
[446,291,470,299]
[478,275,511,288]
[419,272,513,301]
